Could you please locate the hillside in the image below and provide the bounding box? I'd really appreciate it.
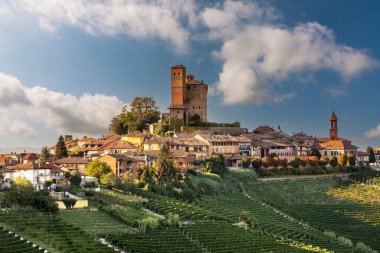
[1,170,379,253]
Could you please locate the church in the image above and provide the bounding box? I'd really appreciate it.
[312,111,358,157]
[167,64,208,124]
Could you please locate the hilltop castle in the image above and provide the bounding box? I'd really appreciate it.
[168,64,208,124]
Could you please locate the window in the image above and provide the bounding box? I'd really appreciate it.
[192,106,194,109]
[177,110,180,114]
[179,162,183,167]
[199,106,201,109]
[173,73,176,76]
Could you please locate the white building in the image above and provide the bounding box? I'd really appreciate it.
[2,163,63,191]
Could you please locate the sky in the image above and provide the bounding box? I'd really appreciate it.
[0,0,379,151]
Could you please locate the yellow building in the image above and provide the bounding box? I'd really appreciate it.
[121,133,149,147]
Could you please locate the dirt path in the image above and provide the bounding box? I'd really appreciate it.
[258,173,353,181]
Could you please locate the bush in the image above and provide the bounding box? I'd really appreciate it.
[62,198,77,209]
[290,157,301,168]
[329,156,338,167]
[251,158,262,170]
[100,172,122,189]
[202,154,227,176]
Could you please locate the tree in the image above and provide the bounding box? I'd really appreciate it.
[272,157,280,169]
[154,123,173,136]
[310,149,321,159]
[86,160,112,181]
[367,146,376,164]
[241,157,251,168]
[12,177,35,206]
[110,97,161,134]
[329,156,338,167]
[300,157,308,167]
[55,135,68,159]
[338,154,348,166]
[262,156,272,169]
[39,146,52,163]
[290,157,301,168]
[202,154,227,176]
[348,155,356,166]
[319,156,329,167]
[100,172,122,189]
[251,158,262,170]
[308,156,319,167]
[69,173,82,188]
[153,144,176,183]
[279,158,288,168]
[140,167,153,185]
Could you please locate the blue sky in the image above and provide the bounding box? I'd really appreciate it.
[0,0,379,151]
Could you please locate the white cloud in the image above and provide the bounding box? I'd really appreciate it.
[327,85,348,97]
[11,0,197,52]
[0,72,125,137]
[202,2,377,105]
[365,125,380,139]
[0,116,37,137]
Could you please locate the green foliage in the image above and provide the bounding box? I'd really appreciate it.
[100,172,122,189]
[329,156,338,167]
[202,154,227,176]
[338,154,348,166]
[110,96,161,134]
[152,144,176,184]
[154,123,173,136]
[290,157,301,168]
[138,216,160,232]
[241,157,251,168]
[348,155,356,166]
[32,190,58,213]
[140,167,153,185]
[310,149,322,159]
[367,146,376,163]
[86,160,112,180]
[39,145,51,163]
[251,158,262,169]
[68,173,82,188]
[62,198,77,209]
[166,212,181,226]
[55,135,68,159]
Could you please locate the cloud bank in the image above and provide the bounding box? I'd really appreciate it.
[4,0,376,105]
[365,125,380,139]
[0,72,124,137]
[201,1,377,104]
[11,0,197,52]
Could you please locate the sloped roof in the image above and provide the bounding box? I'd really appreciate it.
[53,157,89,165]
[252,126,275,134]
[330,111,337,121]
[99,140,138,150]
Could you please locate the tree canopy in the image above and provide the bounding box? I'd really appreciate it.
[152,144,176,184]
[86,160,112,181]
[40,146,52,163]
[110,96,161,134]
[367,146,376,163]
[55,135,68,159]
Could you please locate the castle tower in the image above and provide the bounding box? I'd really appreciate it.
[171,65,186,107]
[329,111,338,140]
[168,65,187,121]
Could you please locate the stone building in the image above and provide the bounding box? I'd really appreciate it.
[168,64,208,123]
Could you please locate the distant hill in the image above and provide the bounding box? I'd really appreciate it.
[0,147,40,154]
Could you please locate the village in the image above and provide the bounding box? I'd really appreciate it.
[0,65,378,193]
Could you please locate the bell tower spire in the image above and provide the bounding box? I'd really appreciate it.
[329,110,338,140]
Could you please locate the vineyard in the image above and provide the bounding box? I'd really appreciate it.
[1,170,379,253]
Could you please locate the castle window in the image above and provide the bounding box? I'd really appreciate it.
[199,106,201,109]
[173,73,176,76]
[178,72,180,75]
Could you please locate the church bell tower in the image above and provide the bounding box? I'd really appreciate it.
[329,111,338,140]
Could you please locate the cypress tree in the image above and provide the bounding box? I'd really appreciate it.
[367,146,376,164]
[55,135,68,159]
